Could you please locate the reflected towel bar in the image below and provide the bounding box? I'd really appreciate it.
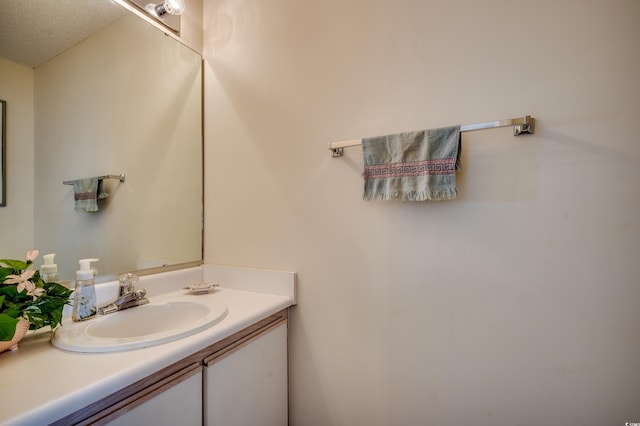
[328,115,535,157]
[63,174,126,185]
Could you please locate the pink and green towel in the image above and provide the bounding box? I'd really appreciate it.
[362,125,461,201]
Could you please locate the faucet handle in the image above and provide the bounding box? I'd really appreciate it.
[118,273,140,294]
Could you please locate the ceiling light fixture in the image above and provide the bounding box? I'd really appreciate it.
[144,0,185,18]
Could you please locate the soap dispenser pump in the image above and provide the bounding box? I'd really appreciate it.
[72,258,99,321]
[40,253,59,283]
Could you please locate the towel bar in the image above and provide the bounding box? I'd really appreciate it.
[328,115,535,157]
[63,174,126,185]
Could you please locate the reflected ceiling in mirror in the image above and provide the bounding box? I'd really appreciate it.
[0,0,127,68]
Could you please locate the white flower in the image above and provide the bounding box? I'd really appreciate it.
[3,270,36,294]
[30,287,45,300]
[26,249,39,263]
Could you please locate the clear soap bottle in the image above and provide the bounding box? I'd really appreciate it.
[40,253,60,283]
[72,258,99,322]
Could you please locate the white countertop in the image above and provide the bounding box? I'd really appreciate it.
[0,265,296,425]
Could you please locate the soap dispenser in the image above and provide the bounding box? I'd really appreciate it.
[72,258,99,322]
[40,253,60,283]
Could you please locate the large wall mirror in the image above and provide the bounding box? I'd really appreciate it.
[0,0,203,281]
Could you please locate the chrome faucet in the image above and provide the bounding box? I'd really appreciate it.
[119,272,139,297]
[98,273,149,315]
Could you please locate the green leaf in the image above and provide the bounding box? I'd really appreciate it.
[0,267,11,283]
[19,283,72,330]
[0,313,18,341]
[23,305,45,329]
[50,308,63,327]
[44,282,73,299]
[0,284,18,298]
[0,285,30,308]
[1,305,21,318]
[0,267,72,333]
[0,259,28,271]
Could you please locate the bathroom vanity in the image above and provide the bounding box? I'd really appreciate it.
[0,266,296,425]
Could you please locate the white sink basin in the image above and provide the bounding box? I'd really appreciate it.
[52,293,227,353]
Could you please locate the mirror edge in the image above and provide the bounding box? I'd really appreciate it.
[105,52,205,284]
[1,99,5,207]
[95,260,204,284]
[103,3,205,282]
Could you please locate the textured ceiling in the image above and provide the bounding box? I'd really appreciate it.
[0,0,127,68]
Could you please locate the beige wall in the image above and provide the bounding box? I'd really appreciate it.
[0,58,34,258]
[181,0,204,53]
[203,0,640,424]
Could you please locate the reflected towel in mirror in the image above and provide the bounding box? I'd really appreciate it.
[71,178,109,212]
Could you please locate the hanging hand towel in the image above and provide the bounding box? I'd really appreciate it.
[362,125,462,201]
[72,177,109,212]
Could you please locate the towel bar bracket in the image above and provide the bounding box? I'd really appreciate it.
[330,147,344,157]
[514,116,535,136]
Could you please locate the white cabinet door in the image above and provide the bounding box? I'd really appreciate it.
[205,322,288,426]
[106,367,202,426]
